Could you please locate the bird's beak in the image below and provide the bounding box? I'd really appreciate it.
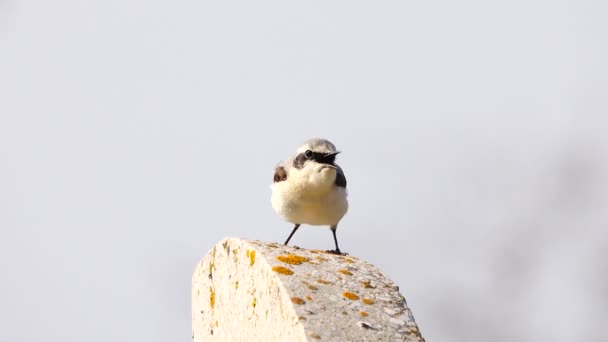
[327,151,341,157]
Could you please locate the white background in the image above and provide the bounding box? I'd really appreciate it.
[1,1,607,341]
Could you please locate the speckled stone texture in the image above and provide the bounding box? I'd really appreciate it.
[192,237,424,341]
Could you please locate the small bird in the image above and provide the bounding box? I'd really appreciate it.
[271,138,348,254]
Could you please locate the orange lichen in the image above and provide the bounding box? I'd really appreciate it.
[315,256,329,262]
[307,284,319,291]
[251,297,257,308]
[362,298,375,305]
[338,269,353,276]
[406,326,422,337]
[249,250,256,266]
[309,333,321,339]
[316,279,332,285]
[340,257,355,263]
[361,281,376,289]
[291,297,305,305]
[276,254,309,265]
[342,291,360,300]
[306,295,313,301]
[359,311,369,317]
[272,266,294,275]
[209,288,216,309]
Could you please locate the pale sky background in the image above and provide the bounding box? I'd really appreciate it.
[1,1,607,341]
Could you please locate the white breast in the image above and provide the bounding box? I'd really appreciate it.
[271,179,348,226]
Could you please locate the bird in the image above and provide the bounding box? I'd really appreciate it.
[271,138,348,254]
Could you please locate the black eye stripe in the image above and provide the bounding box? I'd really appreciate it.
[293,151,337,169]
[293,153,307,169]
[311,152,324,160]
[313,152,336,165]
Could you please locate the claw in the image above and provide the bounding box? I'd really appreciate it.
[325,249,347,256]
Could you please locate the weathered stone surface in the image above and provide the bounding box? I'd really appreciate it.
[192,237,425,341]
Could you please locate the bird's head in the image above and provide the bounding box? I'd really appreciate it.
[291,138,341,189]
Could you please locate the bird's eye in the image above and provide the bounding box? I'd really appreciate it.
[304,150,313,159]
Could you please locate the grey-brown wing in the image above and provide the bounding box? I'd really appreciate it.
[273,165,287,183]
[335,165,347,188]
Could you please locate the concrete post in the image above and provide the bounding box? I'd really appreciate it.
[192,237,424,341]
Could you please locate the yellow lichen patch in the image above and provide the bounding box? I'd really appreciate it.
[359,311,369,317]
[209,288,216,309]
[276,254,309,265]
[215,320,218,327]
[362,298,375,305]
[234,281,239,289]
[291,297,305,305]
[248,250,256,266]
[315,256,329,262]
[251,297,257,308]
[309,333,321,339]
[361,281,376,289]
[209,262,215,274]
[307,284,319,291]
[339,257,355,263]
[338,269,353,276]
[406,326,422,337]
[316,279,332,285]
[306,295,313,301]
[272,266,294,275]
[408,326,422,337]
[342,291,360,300]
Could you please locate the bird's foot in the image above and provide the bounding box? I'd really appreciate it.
[325,249,347,256]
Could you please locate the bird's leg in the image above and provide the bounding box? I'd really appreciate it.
[284,224,300,246]
[326,225,343,255]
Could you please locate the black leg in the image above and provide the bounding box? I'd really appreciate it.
[284,224,300,245]
[330,225,341,254]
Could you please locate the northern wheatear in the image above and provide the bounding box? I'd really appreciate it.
[271,138,348,254]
